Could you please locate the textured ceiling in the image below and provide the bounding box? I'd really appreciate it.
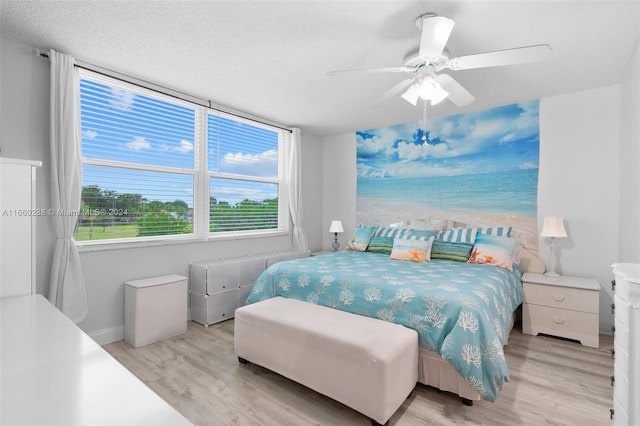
[1,1,639,136]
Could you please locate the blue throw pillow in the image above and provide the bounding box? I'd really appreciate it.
[345,226,376,251]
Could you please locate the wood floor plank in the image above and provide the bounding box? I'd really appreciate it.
[104,321,614,425]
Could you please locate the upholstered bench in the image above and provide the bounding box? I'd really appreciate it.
[234,296,418,426]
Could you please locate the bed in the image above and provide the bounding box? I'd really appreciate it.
[246,226,544,403]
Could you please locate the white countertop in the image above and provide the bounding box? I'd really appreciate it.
[1,294,191,425]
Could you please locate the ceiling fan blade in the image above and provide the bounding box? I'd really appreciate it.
[327,66,412,76]
[449,44,552,70]
[435,74,475,106]
[419,15,455,58]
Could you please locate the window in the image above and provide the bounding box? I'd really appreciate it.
[76,70,288,244]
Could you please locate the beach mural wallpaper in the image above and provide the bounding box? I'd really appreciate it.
[356,100,540,251]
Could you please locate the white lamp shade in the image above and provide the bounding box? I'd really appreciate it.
[540,216,568,238]
[329,220,344,233]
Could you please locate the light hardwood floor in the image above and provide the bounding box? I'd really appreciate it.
[104,320,614,426]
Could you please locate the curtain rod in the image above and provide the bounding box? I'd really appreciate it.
[36,49,293,133]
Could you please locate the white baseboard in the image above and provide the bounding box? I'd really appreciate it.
[89,309,192,347]
[89,326,124,346]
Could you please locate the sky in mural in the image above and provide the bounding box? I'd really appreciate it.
[356,101,540,179]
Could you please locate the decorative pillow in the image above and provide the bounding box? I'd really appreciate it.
[438,227,478,244]
[345,226,376,251]
[366,236,394,255]
[478,226,512,238]
[430,240,475,262]
[406,229,439,240]
[374,226,410,239]
[389,236,434,263]
[467,234,519,271]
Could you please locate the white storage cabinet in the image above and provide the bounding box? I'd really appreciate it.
[190,256,266,326]
[124,274,188,347]
[190,251,309,326]
[611,263,640,426]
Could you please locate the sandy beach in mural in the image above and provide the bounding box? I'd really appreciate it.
[357,197,538,252]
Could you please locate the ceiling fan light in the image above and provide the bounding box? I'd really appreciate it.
[430,86,449,105]
[418,79,439,99]
[401,83,421,105]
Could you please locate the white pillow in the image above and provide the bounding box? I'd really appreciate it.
[389,236,434,263]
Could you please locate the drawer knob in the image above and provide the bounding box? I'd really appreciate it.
[552,294,565,302]
[552,316,565,325]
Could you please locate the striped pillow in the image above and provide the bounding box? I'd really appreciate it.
[406,229,439,240]
[478,226,512,237]
[374,227,410,239]
[438,227,478,244]
[431,240,475,262]
[366,236,394,255]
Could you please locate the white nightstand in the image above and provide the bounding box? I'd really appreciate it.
[522,272,600,348]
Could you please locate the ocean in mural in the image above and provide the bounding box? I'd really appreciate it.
[356,101,540,250]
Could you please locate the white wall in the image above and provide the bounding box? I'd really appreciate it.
[322,132,356,251]
[540,85,621,329]
[619,38,640,263]
[300,131,324,253]
[323,85,626,332]
[0,37,325,344]
[1,38,55,298]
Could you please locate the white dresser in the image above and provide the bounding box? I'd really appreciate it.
[522,272,600,348]
[611,263,640,426]
[0,157,41,297]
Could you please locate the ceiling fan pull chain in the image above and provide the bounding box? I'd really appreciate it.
[422,100,428,145]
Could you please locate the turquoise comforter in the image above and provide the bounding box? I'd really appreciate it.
[246,250,523,401]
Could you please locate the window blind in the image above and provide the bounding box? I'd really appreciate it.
[76,70,287,243]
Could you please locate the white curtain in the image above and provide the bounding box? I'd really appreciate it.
[47,49,88,323]
[286,128,309,252]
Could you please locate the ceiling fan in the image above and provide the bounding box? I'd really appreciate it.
[328,13,552,107]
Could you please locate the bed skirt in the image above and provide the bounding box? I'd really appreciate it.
[417,314,515,401]
[417,348,480,400]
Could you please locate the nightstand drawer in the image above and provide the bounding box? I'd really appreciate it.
[523,282,598,313]
[522,303,599,347]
